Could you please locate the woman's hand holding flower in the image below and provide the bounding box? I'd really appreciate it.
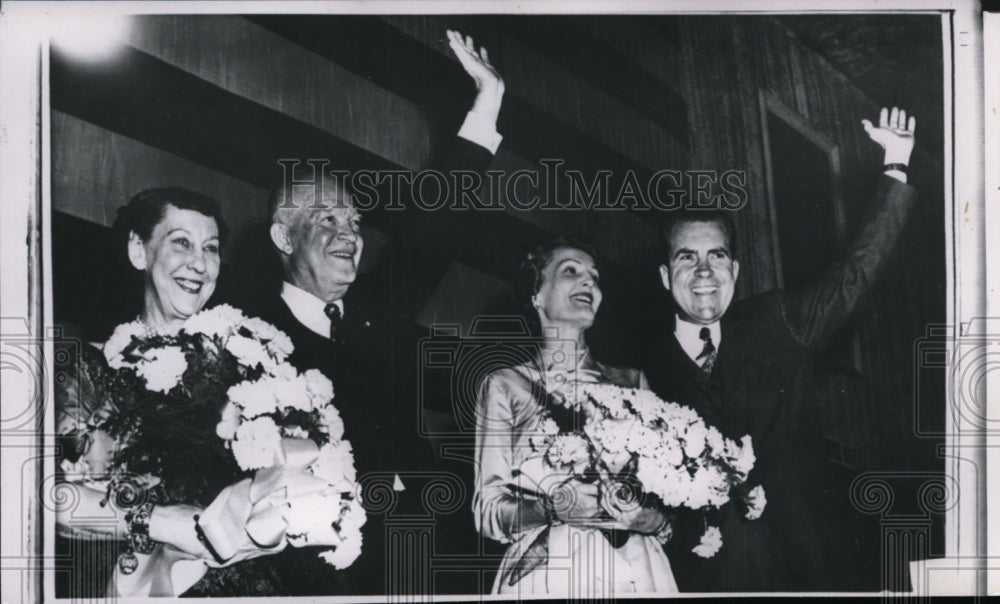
[548,478,605,525]
[599,481,669,535]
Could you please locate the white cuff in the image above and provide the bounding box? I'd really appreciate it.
[458,111,503,154]
[883,169,907,184]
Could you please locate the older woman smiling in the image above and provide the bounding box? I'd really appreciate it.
[56,188,283,597]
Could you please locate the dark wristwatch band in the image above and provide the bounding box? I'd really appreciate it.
[883,163,908,174]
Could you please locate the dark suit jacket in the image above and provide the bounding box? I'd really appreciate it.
[643,175,917,592]
[234,136,495,596]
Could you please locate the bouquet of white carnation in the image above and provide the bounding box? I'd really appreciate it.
[100,304,364,570]
[528,381,766,558]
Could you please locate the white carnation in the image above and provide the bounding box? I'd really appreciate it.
[727,435,756,478]
[686,466,730,509]
[103,320,146,367]
[312,441,357,491]
[745,485,767,520]
[319,525,363,569]
[277,376,313,412]
[589,385,629,418]
[538,418,560,435]
[225,334,271,369]
[268,362,298,381]
[692,526,723,558]
[341,493,367,529]
[662,402,701,427]
[545,434,590,475]
[286,492,341,539]
[639,461,689,508]
[183,304,245,339]
[304,369,334,407]
[625,423,660,458]
[682,421,708,458]
[319,405,345,441]
[228,379,278,418]
[241,316,278,341]
[705,426,725,453]
[268,331,294,360]
[589,419,630,454]
[216,400,240,440]
[231,416,282,470]
[654,440,684,468]
[629,389,670,423]
[135,346,187,393]
[243,317,295,360]
[666,468,695,508]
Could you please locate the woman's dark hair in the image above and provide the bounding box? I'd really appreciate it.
[113,187,228,247]
[515,234,600,337]
[103,188,227,333]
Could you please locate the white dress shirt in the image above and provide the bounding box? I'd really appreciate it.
[673,316,722,366]
[280,281,343,338]
[279,281,404,491]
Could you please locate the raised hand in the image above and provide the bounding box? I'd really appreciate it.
[447,29,504,123]
[861,106,916,167]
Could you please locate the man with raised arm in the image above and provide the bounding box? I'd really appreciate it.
[644,108,918,591]
[249,30,505,596]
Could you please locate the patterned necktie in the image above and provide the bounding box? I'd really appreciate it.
[324,303,343,341]
[697,327,717,374]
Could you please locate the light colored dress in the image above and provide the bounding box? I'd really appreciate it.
[473,352,678,597]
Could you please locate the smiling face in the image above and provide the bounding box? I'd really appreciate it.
[272,181,363,303]
[534,246,603,333]
[128,204,221,327]
[660,220,740,325]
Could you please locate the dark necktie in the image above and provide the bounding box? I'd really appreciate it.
[324,303,343,342]
[697,327,717,374]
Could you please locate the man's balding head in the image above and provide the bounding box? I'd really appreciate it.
[268,170,364,303]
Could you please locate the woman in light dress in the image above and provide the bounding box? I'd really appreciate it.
[55,188,282,597]
[473,236,678,597]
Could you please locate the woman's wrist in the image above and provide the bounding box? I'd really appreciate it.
[653,511,673,543]
[148,503,193,545]
[519,497,558,532]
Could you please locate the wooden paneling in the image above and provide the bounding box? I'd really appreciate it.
[382,15,689,171]
[51,110,268,262]
[127,15,434,170]
[778,14,944,161]
[674,16,944,470]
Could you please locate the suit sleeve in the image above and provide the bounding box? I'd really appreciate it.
[440,135,496,175]
[780,174,917,348]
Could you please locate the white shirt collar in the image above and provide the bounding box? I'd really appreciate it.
[280,281,344,339]
[673,315,721,364]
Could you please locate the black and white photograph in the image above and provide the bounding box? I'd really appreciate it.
[0,0,995,600]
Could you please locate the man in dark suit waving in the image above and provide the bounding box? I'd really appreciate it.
[644,107,918,591]
[249,31,505,595]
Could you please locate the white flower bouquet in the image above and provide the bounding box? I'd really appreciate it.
[100,304,364,568]
[527,381,766,558]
